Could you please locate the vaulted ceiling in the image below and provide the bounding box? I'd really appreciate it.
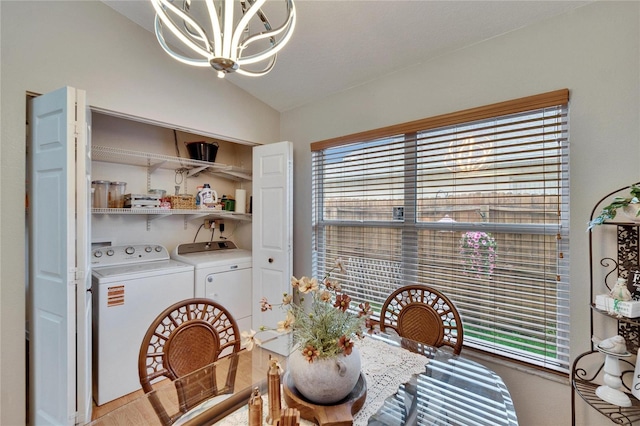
[102,1,592,112]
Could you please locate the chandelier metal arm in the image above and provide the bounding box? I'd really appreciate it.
[236,3,295,66]
[205,0,223,56]
[235,56,276,77]
[228,0,267,61]
[151,0,212,59]
[154,17,210,67]
[221,0,235,59]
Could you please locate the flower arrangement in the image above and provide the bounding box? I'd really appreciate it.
[459,231,497,278]
[588,184,640,231]
[241,259,373,362]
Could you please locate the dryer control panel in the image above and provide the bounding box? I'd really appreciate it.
[174,241,238,255]
[91,244,169,266]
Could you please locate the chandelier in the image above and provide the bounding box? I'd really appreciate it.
[150,0,296,78]
[445,137,494,173]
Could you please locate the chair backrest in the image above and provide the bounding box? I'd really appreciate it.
[379,284,464,355]
[138,298,241,425]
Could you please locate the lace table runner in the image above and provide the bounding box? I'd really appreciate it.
[212,336,428,425]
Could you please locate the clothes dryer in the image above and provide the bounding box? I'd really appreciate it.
[171,241,252,333]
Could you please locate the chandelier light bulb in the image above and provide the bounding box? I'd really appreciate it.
[150,0,296,77]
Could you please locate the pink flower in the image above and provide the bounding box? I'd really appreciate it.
[240,330,262,351]
[358,302,373,318]
[319,290,332,302]
[338,336,354,355]
[277,311,295,333]
[335,258,347,274]
[334,294,351,312]
[282,293,293,305]
[298,277,319,293]
[260,297,272,312]
[302,345,319,363]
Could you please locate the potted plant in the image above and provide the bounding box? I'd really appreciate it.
[459,231,497,278]
[242,259,373,404]
[588,184,640,231]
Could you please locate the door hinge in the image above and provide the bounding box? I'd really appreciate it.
[69,268,83,286]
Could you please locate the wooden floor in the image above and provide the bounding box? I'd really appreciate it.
[91,347,277,423]
[92,386,153,420]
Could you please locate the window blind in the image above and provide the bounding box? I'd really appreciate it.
[311,90,570,372]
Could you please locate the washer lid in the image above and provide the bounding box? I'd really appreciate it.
[171,249,252,268]
[92,259,194,282]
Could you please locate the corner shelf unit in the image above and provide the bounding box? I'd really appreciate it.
[572,350,640,425]
[571,183,640,425]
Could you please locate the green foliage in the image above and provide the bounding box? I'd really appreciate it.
[588,184,640,231]
[291,291,366,358]
[247,260,372,361]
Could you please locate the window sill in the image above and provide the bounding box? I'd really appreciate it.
[462,347,570,386]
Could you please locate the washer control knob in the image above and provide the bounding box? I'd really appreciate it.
[145,246,152,253]
[93,250,103,258]
[155,246,162,252]
[125,246,135,255]
[106,249,115,257]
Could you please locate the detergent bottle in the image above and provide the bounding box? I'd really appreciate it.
[198,184,218,208]
[195,185,204,207]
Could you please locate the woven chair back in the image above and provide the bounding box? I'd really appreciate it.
[138,298,241,425]
[380,284,464,355]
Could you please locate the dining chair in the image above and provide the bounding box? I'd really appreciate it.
[379,284,464,355]
[138,297,242,425]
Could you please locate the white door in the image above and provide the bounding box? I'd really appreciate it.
[76,97,93,424]
[252,142,293,336]
[29,86,91,425]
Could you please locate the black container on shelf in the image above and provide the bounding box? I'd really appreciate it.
[185,141,219,162]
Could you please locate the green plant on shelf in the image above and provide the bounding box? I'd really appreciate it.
[588,184,640,231]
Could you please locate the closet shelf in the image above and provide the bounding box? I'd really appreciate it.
[92,208,252,222]
[92,145,252,182]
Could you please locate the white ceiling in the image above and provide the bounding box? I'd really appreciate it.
[102,0,592,112]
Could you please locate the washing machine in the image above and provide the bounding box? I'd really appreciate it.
[171,241,252,333]
[91,244,194,406]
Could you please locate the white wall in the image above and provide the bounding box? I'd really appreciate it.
[281,2,640,425]
[0,1,280,424]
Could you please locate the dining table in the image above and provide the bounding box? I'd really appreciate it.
[88,331,518,426]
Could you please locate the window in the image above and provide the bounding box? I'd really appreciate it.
[311,90,570,372]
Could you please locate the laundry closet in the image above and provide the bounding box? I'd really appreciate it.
[89,112,257,405]
[29,87,292,421]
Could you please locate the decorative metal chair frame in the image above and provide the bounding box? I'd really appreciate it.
[380,284,464,355]
[138,298,241,425]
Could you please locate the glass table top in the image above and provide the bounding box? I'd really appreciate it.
[89,332,518,425]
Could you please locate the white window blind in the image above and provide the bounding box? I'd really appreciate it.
[311,90,570,372]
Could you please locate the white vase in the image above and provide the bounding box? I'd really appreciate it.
[622,204,640,223]
[287,347,361,404]
[632,348,640,400]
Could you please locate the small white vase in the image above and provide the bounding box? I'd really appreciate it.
[287,347,361,404]
[622,204,640,223]
[632,347,640,400]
